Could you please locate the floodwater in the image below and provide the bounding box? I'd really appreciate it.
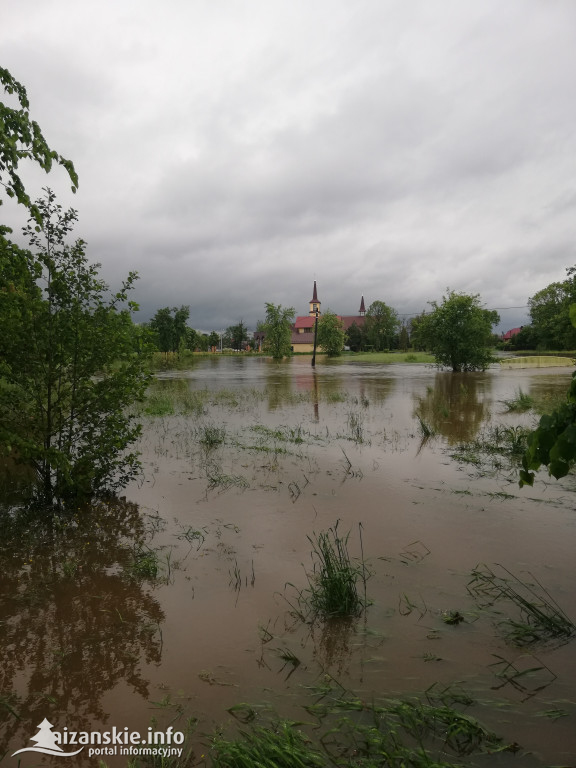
[1,357,576,766]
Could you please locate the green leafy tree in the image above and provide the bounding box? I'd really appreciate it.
[208,331,220,350]
[1,67,78,221]
[414,290,499,372]
[528,268,576,350]
[0,189,150,504]
[409,312,428,351]
[197,333,210,352]
[226,321,248,350]
[364,300,399,351]
[185,326,198,351]
[398,323,409,351]
[262,302,295,359]
[317,310,346,357]
[521,304,576,486]
[346,321,365,352]
[173,305,190,350]
[149,307,173,353]
[149,305,189,353]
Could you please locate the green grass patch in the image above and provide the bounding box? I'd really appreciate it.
[144,393,175,416]
[346,351,435,363]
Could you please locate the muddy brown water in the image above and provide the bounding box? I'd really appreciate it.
[1,357,576,766]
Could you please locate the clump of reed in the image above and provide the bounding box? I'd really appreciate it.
[469,564,576,646]
[416,415,436,439]
[289,522,368,621]
[501,388,534,412]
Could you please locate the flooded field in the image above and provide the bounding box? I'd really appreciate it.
[2,357,576,766]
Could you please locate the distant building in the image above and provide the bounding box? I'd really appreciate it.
[255,282,367,353]
[502,327,523,341]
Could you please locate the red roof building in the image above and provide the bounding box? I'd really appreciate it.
[290,283,366,351]
[502,327,523,341]
[254,282,368,353]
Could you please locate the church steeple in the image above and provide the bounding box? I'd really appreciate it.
[309,281,321,317]
[359,295,365,316]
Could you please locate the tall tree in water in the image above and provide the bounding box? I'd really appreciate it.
[413,291,499,372]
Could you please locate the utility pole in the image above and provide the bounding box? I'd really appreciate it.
[311,309,319,367]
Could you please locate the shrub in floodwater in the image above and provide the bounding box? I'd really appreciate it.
[502,388,534,412]
[210,721,323,768]
[468,564,576,646]
[199,424,226,449]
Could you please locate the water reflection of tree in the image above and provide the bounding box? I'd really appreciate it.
[413,373,491,444]
[0,498,164,759]
[265,368,296,410]
[0,458,35,510]
[354,377,396,405]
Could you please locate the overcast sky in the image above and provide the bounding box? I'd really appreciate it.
[3,0,576,332]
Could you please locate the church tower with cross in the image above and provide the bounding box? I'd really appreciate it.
[309,280,321,317]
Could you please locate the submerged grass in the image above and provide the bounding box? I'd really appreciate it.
[199,425,226,449]
[215,682,510,768]
[211,722,324,768]
[125,546,160,580]
[468,564,576,646]
[450,424,531,470]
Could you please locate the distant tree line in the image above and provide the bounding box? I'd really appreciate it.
[504,266,576,351]
[146,308,250,354]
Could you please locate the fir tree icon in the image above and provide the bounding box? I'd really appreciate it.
[30,719,63,752]
[12,718,84,757]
